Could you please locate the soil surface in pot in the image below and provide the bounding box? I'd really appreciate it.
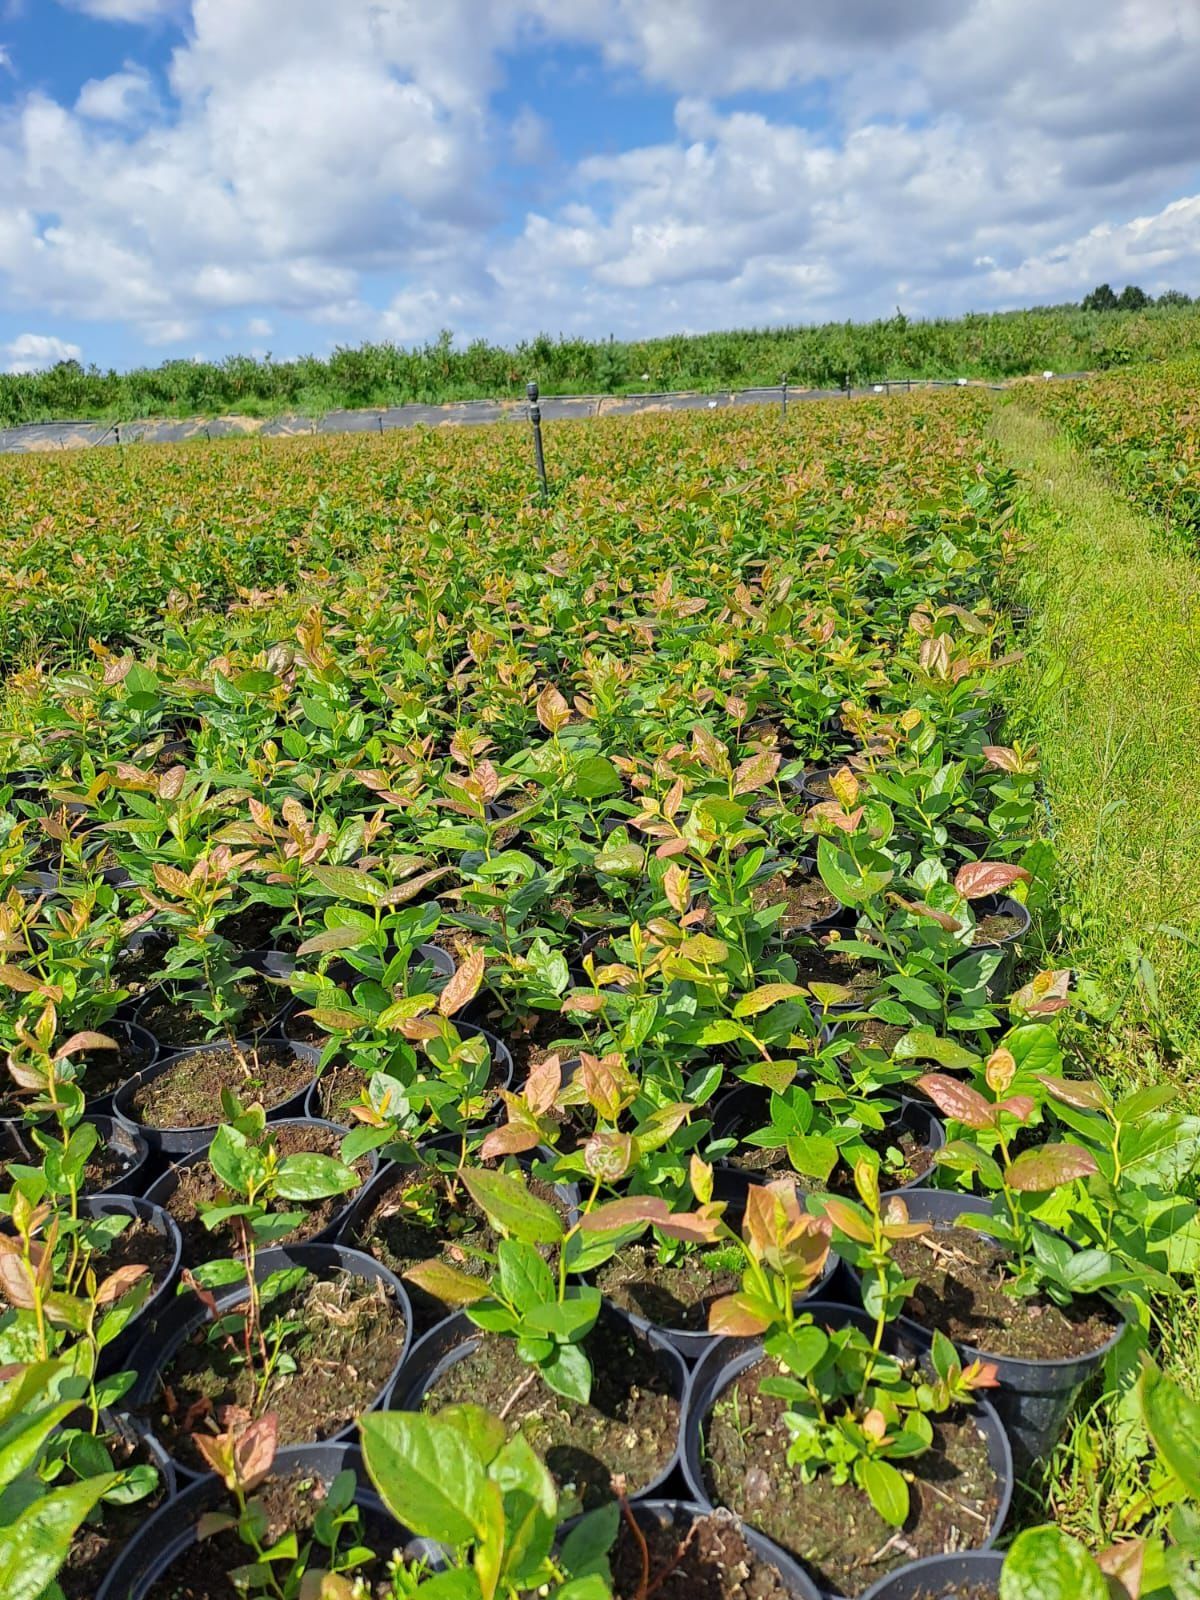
[905,1587,996,1600]
[94,1215,175,1294]
[971,913,1024,945]
[472,1003,581,1083]
[594,1241,741,1333]
[424,1321,679,1508]
[312,1054,507,1126]
[142,1468,395,1600]
[752,870,840,936]
[790,943,879,1004]
[891,1225,1121,1361]
[138,974,282,1047]
[130,1041,312,1129]
[163,1124,369,1265]
[79,1034,156,1100]
[705,1357,999,1597]
[60,1429,169,1600]
[82,1138,141,1195]
[729,1122,933,1195]
[151,1270,404,1472]
[349,1164,568,1334]
[804,771,837,800]
[217,903,298,952]
[612,1507,804,1600]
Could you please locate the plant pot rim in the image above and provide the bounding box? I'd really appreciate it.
[113,1038,316,1143]
[857,1547,1005,1600]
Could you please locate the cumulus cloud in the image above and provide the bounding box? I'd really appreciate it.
[2,331,83,372]
[0,0,1197,356]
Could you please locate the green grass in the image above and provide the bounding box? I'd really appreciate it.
[996,401,1200,1087]
[995,399,1200,1544]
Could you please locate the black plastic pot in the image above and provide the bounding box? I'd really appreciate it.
[84,1196,184,1376]
[113,1038,316,1156]
[608,1500,823,1600]
[337,1137,577,1335]
[94,1443,398,1600]
[84,1115,151,1197]
[760,853,853,939]
[859,1550,1004,1600]
[81,1020,159,1119]
[301,1020,514,1124]
[863,1189,1127,1477]
[971,894,1031,1000]
[132,948,295,1053]
[680,1301,1012,1599]
[63,1413,179,1600]
[143,1117,376,1266]
[710,1088,945,1206]
[391,1300,687,1502]
[126,1243,412,1480]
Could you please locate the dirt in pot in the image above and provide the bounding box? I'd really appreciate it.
[130,1041,312,1130]
[82,1138,140,1195]
[752,870,840,936]
[971,912,1024,945]
[151,1270,405,1472]
[803,771,837,800]
[93,1216,175,1294]
[473,1004,580,1084]
[891,1225,1122,1361]
[790,942,880,1004]
[907,1587,997,1600]
[59,1429,170,1600]
[612,1506,802,1600]
[594,1241,742,1333]
[138,973,284,1048]
[705,1357,999,1597]
[78,1034,157,1101]
[163,1124,369,1266]
[729,1122,934,1195]
[141,1469,396,1600]
[217,904,298,952]
[423,1321,679,1509]
[350,1164,568,1335]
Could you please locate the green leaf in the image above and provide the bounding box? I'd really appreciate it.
[1142,1365,1200,1500]
[490,1431,557,1582]
[206,1125,265,1198]
[309,865,386,906]
[359,1412,487,1546]
[496,1240,556,1316]
[539,1341,592,1403]
[522,1286,601,1344]
[559,1503,619,1578]
[0,1472,120,1600]
[892,1027,980,1070]
[573,757,622,799]
[460,1169,564,1247]
[999,1526,1109,1600]
[856,1457,909,1528]
[274,1153,359,1202]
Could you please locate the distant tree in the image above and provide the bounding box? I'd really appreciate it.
[1156,288,1192,307]
[1118,284,1150,310]
[1082,283,1120,311]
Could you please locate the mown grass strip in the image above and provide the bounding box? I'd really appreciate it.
[995,400,1200,1084]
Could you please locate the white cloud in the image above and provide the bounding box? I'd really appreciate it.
[0,0,1197,358]
[75,65,157,123]
[3,332,83,373]
[57,0,179,21]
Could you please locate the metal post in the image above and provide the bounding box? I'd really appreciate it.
[527,381,547,496]
[780,374,788,418]
[844,370,851,398]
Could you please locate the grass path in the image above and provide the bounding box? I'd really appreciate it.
[994,401,1200,1542]
[995,401,1200,1086]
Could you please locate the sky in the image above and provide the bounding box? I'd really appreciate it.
[0,0,1197,374]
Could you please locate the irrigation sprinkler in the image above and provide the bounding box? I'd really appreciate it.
[780,374,789,418]
[527,381,548,496]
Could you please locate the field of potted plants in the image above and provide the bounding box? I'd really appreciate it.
[0,392,1197,1598]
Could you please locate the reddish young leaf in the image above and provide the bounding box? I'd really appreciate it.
[1005,1143,1099,1193]
[732,750,780,796]
[982,745,1023,773]
[914,1073,996,1131]
[1037,1074,1107,1112]
[953,861,1032,900]
[479,1123,540,1160]
[234,1414,278,1491]
[437,947,485,1018]
[708,1292,772,1337]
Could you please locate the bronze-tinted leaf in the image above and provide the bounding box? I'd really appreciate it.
[406,1259,489,1305]
[1005,1143,1098,1192]
[95,1263,149,1306]
[437,947,485,1017]
[535,683,570,733]
[953,860,1032,900]
[732,750,780,796]
[914,1073,996,1131]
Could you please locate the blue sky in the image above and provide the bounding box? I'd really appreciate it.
[0,0,1197,374]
